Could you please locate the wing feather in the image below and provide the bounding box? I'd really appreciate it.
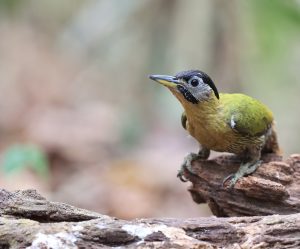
[221,94,273,137]
[181,112,187,130]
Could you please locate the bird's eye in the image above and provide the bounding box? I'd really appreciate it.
[190,78,199,87]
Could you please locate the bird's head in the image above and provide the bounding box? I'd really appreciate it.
[149,70,219,104]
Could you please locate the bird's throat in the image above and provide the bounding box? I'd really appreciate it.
[171,89,219,117]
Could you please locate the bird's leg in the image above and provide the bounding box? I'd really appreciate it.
[177,146,210,182]
[222,160,262,188]
[223,147,262,188]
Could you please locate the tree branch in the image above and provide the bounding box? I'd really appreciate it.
[180,153,300,217]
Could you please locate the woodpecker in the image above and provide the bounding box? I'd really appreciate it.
[149,70,280,187]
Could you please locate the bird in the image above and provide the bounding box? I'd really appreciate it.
[149,70,280,187]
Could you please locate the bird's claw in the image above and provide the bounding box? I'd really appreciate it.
[222,160,263,188]
[222,173,238,188]
[177,170,188,182]
[177,152,200,182]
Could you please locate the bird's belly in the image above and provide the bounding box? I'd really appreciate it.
[188,122,253,154]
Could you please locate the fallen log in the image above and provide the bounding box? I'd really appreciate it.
[0,189,300,248]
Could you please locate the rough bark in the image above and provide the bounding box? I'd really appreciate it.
[0,189,300,248]
[180,153,300,217]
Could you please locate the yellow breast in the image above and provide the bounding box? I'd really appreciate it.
[186,110,234,152]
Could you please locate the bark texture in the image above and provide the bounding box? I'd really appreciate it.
[181,153,300,217]
[0,189,300,248]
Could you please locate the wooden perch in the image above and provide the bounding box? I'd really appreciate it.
[180,153,300,217]
[0,189,300,248]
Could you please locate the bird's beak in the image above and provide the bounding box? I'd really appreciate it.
[149,74,180,88]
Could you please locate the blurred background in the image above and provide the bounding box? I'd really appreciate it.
[0,0,299,219]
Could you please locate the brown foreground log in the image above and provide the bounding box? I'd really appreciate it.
[180,153,300,217]
[0,189,300,248]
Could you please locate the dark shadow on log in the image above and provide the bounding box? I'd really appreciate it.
[180,153,300,217]
[0,189,300,248]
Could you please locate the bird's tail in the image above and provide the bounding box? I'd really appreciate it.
[262,125,281,155]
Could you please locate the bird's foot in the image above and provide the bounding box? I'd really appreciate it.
[222,160,263,188]
[177,152,202,182]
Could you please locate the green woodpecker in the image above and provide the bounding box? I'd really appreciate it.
[149,70,280,187]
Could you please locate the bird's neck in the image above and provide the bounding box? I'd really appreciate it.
[172,91,220,119]
[173,90,223,149]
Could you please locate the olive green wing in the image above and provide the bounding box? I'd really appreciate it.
[221,93,273,137]
[181,112,187,130]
